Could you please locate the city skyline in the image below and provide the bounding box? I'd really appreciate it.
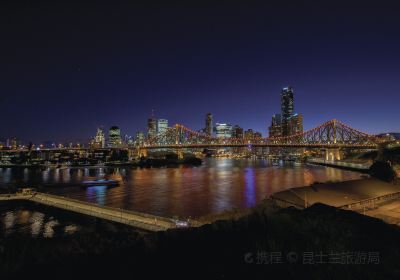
[0,85,397,145]
[1,1,400,143]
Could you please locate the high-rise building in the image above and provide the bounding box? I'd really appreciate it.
[281,86,294,136]
[10,137,18,150]
[108,126,122,147]
[215,123,233,138]
[268,114,282,138]
[96,128,105,148]
[254,132,262,139]
[205,113,213,136]
[147,117,157,139]
[289,114,303,135]
[135,131,145,146]
[244,129,254,141]
[232,125,244,139]
[90,128,105,148]
[157,119,168,136]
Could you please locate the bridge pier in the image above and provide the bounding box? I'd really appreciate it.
[138,148,148,158]
[175,148,184,159]
[325,148,342,162]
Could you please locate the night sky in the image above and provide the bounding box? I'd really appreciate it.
[1,0,400,144]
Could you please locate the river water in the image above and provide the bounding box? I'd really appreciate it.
[0,159,362,219]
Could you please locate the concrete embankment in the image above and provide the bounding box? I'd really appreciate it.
[307,158,370,173]
[0,192,202,231]
[271,178,400,211]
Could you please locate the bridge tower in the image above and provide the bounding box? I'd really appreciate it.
[333,119,337,144]
[325,149,342,161]
[176,148,184,159]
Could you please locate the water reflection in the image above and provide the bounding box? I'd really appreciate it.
[30,212,45,237]
[0,207,81,238]
[86,186,107,206]
[0,159,362,218]
[244,168,256,207]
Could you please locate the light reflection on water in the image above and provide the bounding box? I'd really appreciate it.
[0,158,362,218]
[1,208,80,238]
[86,186,107,206]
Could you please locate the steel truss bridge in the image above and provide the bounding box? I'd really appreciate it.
[143,119,386,150]
[0,120,388,154]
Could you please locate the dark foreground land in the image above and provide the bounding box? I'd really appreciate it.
[1,200,400,280]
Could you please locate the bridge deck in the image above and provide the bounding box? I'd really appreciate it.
[0,193,188,232]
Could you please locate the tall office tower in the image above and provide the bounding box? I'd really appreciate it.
[94,128,105,148]
[215,123,233,138]
[157,119,168,136]
[10,137,19,150]
[108,126,122,147]
[135,131,145,145]
[268,114,282,138]
[205,113,213,136]
[244,129,254,141]
[147,116,157,139]
[232,125,244,139]
[254,132,262,139]
[281,86,295,136]
[289,114,304,135]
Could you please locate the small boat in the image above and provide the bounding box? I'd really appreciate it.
[81,179,119,187]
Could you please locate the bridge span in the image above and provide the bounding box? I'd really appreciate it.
[0,120,390,154]
[142,119,387,150]
[0,192,199,231]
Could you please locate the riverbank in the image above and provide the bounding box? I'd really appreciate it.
[306,158,370,173]
[2,198,400,279]
[0,157,203,169]
[271,178,400,209]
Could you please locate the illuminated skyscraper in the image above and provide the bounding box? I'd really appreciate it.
[254,132,262,139]
[92,128,105,148]
[108,126,122,147]
[147,117,157,139]
[281,86,294,136]
[268,114,282,138]
[135,131,145,146]
[244,129,254,141]
[215,123,233,138]
[289,114,303,135]
[205,113,213,136]
[232,125,244,139]
[10,137,18,150]
[157,119,168,136]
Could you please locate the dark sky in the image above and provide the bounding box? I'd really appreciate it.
[1,0,400,143]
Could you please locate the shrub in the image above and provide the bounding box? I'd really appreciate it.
[369,160,397,182]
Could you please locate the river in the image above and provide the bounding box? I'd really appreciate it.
[0,158,362,218]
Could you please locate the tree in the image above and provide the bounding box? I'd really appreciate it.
[165,152,178,160]
[369,161,397,182]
